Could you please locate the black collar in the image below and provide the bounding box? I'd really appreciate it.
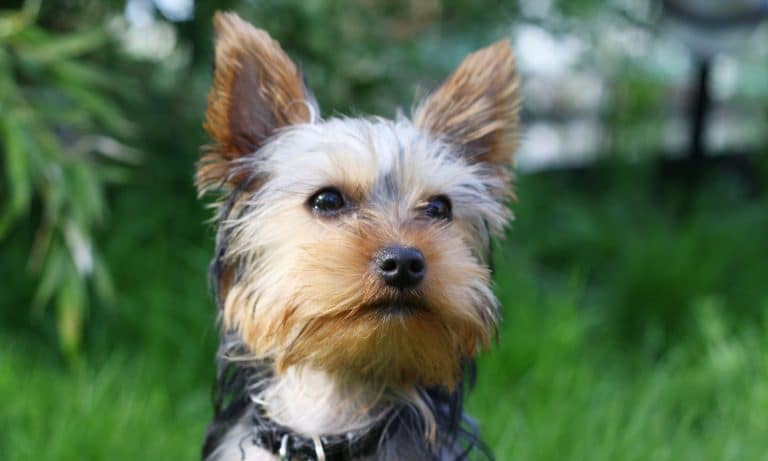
[250,404,391,461]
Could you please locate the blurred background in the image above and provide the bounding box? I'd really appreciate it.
[1,0,767,459]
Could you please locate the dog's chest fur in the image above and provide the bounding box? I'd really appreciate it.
[204,365,466,461]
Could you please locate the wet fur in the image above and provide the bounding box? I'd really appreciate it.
[199,12,519,461]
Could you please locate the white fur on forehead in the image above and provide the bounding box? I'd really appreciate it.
[235,117,511,236]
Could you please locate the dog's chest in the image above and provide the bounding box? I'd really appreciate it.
[205,367,446,461]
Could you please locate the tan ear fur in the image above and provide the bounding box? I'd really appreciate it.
[197,12,316,194]
[413,40,520,167]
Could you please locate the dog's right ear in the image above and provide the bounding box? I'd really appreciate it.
[197,12,317,195]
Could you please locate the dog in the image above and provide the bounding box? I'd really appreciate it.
[197,12,519,461]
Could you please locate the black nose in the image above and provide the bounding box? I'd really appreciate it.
[374,246,426,289]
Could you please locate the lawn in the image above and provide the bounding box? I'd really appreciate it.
[2,162,767,460]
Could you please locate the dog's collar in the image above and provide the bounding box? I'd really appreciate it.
[250,404,390,461]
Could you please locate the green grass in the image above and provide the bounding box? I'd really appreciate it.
[2,165,767,460]
[0,345,209,459]
[473,264,768,460]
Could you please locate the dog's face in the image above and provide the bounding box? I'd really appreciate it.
[198,13,519,389]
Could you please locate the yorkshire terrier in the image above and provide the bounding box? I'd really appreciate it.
[198,12,519,461]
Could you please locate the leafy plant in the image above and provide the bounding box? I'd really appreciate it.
[0,0,137,359]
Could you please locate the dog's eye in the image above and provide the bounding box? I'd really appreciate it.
[423,195,452,220]
[309,188,346,215]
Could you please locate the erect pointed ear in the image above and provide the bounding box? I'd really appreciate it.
[197,12,317,194]
[414,40,520,168]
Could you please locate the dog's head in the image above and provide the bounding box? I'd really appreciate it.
[198,12,519,389]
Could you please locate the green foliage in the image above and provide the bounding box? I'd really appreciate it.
[226,0,515,114]
[603,70,667,159]
[511,169,768,351]
[0,0,136,358]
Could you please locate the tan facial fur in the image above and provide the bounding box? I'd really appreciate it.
[199,13,519,391]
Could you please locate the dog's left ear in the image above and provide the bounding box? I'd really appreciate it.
[197,12,317,194]
[414,40,520,168]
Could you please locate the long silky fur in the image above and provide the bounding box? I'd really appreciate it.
[202,333,494,460]
[202,182,497,460]
[198,13,519,461]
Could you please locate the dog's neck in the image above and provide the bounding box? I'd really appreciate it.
[257,366,391,436]
[204,338,483,460]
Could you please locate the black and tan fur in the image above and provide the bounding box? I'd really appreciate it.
[198,12,520,461]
